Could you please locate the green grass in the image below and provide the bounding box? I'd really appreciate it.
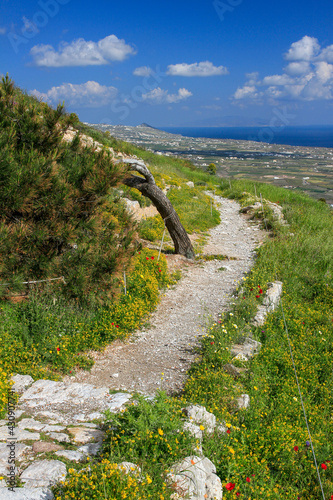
[182,179,333,499]
[55,178,333,500]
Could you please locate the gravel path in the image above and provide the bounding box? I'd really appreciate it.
[66,195,265,395]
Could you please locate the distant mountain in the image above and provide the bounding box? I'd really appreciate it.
[138,123,157,129]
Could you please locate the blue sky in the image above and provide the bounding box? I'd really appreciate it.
[1,0,333,126]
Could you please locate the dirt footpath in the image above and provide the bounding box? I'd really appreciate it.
[65,196,265,395]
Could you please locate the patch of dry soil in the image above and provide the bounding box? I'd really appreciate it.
[64,196,266,395]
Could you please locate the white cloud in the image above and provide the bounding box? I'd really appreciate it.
[133,66,153,77]
[318,44,333,63]
[167,61,228,77]
[234,85,263,100]
[30,81,118,107]
[0,27,6,35]
[142,87,192,104]
[315,61,333,83]
[284,61,311,75]
[234,36,333,103]
[284,35,320,61]
[262,74,293,86]
[30,34,136,67]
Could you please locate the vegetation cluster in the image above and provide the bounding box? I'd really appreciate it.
[1,76,332,499]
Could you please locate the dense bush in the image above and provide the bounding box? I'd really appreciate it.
[0,75,137,306]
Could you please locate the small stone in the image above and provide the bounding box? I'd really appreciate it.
[77,441,102,457]
[0,443,30,461]
[68,427,104,444]
[167,456,222,499]
[216,423,227,434]
[41,425,66,433]
[87,412,104,421]
[184,405,216,433]
[183,422,203,440]
[106,393,131,412]
[231,338,261,360]
[11,374,34,394]
[117,462,141,475]
[32,442,64,453]
[72,413,87,422]
[0,427,40,442]
[223,363,247,378]
[46,432,70,443]
[20,459,67,488]
[55,450,85,462]
[35,412,66,424]
[205,471,223,500]
[18,419,45,432]
[236,394,250,410]
[0,488,54,499]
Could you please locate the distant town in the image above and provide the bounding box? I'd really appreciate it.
[89,123,333,206]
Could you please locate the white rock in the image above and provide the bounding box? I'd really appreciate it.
[184,405,216,433]
[17,419,45,432]
[237,394,250,410]
[122,198,140,213]
[72,414,86,422]
[35,412,65,424]
[87,412,104,420]
[20,460,67,488]
[216,423,227,434]
[205,471,223,500]
[0,427,40,442]
[0,488,54,499]
[40,425,66,433]
[46,432,70,443]
[117,462,141,475]
[186,181,195,188]
[20,380,109,408]
[183,422,203,440]
[106,393,131,412]
[167,456,222,500]
[0,443,30,461]
[253,281,283,326]
[55,450,85,462]
[231,338,261,360]
[67,427,104,444]
[11,375,34,394]
[77,441,102,457]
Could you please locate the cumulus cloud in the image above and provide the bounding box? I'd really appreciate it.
[233,36,333,103]
[30,35,136,67]
[284,35,320,61]
[284,61,311,75]
[133,66,153,77]
[234,85,263,100]
[30,81,118,107]
[142,87,192,104]
[167,61,228,77]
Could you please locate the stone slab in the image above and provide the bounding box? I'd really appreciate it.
[20,460,66,488]
[0,488,54,499]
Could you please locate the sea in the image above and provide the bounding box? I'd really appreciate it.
[160,126,333,149]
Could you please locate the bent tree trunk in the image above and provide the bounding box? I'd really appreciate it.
[121,159,195,259]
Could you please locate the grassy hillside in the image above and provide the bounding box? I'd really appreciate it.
[1,76,332,499]
[55,180,333,500]
[0,76,219,408]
